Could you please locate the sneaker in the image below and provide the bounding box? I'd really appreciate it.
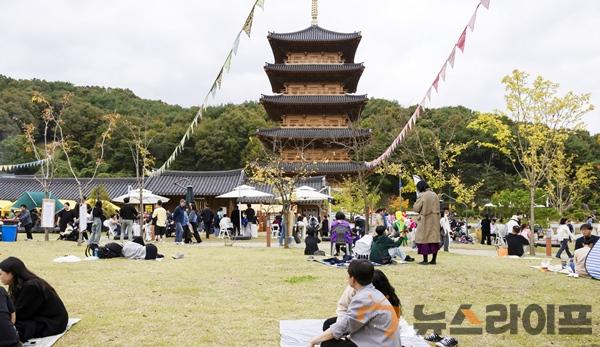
[424,332,442,342]
[172,252,184,259]
[404,256,415,262]
[436,336,458,347]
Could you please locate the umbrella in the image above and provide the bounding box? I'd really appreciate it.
[292,186,331,201]
[0,200,13,214]
[113,188,169,204]
[217,185,273,235]
[11,192,64,213]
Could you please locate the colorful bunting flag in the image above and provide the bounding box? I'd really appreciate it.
[457,29,467,52]
[468,9,477,32]
[480,0,490,9]
[448,47,456,68]
[439,63,447,81]
[233,32,241,55]
[256,0,265,9]
[432,74,440,92]
[243,7,255,37]
[224,50,233,72]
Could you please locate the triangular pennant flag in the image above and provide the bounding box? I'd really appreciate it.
[440,63,447,82]
[448,48,456,68]
[480,0,490,9]
[415,105,421,118]
[223,50,233,72]
[233,32,241,55]
[242,7,255,37]
[256,0,265,9]
[468,9,477,32]
[426,87,432,102]
[215,68,224,89]
[457,29,467,52]
[432,74,440,92]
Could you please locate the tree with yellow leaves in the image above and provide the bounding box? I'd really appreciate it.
[468,70,593,254]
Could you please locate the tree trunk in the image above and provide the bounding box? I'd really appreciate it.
[283,204,293,249]
[529,186,536,256]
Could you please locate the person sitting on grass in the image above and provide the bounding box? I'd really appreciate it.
[309,259,401,347]
[575,223,599,250]
[0,257,68,343]
[574,236,593,277]
[304,227,321,255]
[506,225,529,257]
[370,226,415,264]
[122,237,164,260]
[0,286,19,346]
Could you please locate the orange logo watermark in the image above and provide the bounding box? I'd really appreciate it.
[356,294,399,338]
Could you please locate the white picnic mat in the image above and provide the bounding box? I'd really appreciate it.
[23,318,80,347]
[279,317,429,347]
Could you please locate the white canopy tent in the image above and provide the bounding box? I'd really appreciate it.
[216,185,273,237]
[113,188,169,204]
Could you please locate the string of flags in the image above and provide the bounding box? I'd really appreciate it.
[0,158,51,172]
[366,0,491,169]
[152,0,265,177]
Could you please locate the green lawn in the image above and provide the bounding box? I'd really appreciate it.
[0,234,598,347]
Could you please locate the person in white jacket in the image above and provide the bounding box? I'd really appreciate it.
[440,208,452,252]
[556,217,575,259]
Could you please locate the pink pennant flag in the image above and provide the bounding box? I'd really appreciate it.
[439,63,447,81]
[414,105,421,118]
[426,87,432,102]
[433,74,440,92]
[456,29,467,52]
[448,48,456,68]
[468,9,477,32]
[480,0,490,9]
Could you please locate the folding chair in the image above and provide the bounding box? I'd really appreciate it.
[331,228,352,256]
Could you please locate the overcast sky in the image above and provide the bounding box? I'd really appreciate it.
[1,0,598,134]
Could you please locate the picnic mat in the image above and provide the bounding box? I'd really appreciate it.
[529,265,571,275]
[279,318,429,347]
[23,318,80,347]
[312,258,407,269]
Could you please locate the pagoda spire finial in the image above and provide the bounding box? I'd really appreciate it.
[311,0,318,26]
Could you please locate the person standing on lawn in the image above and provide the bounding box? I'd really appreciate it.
[119,197,138,242]
[413,181,441,265]
[480,215,492,245]
[556,217,575,259]
[18,205,33,241]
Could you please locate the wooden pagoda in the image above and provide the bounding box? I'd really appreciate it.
[257,3,371,177]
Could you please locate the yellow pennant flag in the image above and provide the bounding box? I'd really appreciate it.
[242,7,255,37]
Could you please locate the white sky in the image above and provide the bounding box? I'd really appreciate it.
[1,0,598,134]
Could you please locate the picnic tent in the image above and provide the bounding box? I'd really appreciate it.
[586,240,600,280]
[11,192,64,213]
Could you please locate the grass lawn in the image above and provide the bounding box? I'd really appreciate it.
[0,234,598,347]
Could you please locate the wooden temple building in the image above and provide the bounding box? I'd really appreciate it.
[257,2,371,178]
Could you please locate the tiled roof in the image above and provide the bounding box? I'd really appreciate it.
[267,25,362,63]
[268,25,361,42]
[261,94,367,105]
[0,176,136,200]
[260,94,367,121]
[256,128,371,139]
[144,170,244,196]
[264,63,364,93]
[281,162,369,174]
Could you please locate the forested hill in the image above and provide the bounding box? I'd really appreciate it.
[1,75,599,203]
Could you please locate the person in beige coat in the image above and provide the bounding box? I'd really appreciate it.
[413,180,441,265]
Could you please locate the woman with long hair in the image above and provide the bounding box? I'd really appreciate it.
[0,257,68,342]
[372,270,401,318]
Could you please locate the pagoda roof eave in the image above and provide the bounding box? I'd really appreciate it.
[260,94,368,122]
[264,63,365,93]
[255,127,371,140]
